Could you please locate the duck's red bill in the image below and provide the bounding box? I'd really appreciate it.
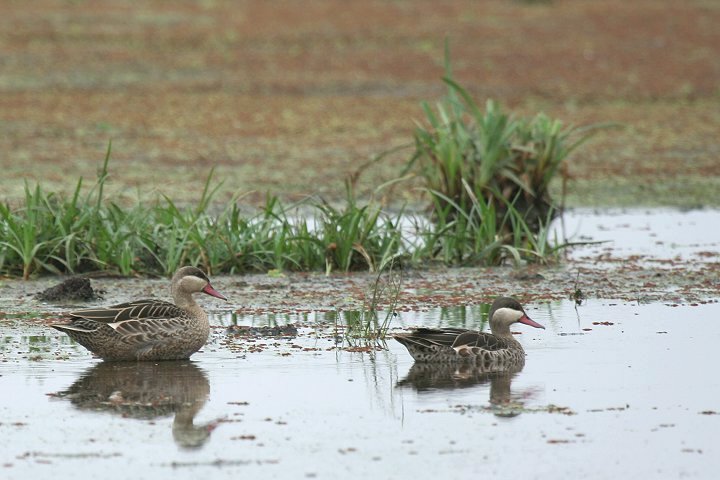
[202,284,228,301]
[519,314,545,329]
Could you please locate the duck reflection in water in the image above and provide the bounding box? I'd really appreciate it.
[52,361,217,448]
[396,362,529,417]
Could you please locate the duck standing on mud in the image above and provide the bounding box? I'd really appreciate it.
[51,266,227,361]
[393,297,544,368]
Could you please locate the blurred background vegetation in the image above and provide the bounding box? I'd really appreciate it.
[1,0,718,208]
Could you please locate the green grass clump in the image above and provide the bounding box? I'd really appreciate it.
[409,81,592,228]
[403,47,603,264]
[0,145,409,278]
[406,182,562,266]
[316,184,405,274]
[0,143,141,279]
[0,150,572,278]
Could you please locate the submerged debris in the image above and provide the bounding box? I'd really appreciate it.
[225,324,298,338]
[36,277,102,302]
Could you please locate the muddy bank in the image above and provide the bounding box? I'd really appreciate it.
[4,258,719,321]
[2,209,720,320]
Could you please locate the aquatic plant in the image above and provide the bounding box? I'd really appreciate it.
[0,149,407,277]
[404,46,604,262]
[340,260,403,343]
[0,183,58,280]
[315,183,405,274]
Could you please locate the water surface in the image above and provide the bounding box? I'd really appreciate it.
[2,299,719,479]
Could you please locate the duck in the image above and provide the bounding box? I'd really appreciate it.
[51,266,227,361]
[393,296,544,366]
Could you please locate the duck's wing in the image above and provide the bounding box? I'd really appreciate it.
[67,299,190,340]
[107,316,189,349]
[393,327,470,348]
[450,331,509,351]
[69,300,185,323]
[393,327,509,350]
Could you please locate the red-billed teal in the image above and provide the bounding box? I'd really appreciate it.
[51,266,227,361]
[393,297,544,366]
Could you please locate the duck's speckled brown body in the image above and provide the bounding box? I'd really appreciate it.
[51,267,226,361]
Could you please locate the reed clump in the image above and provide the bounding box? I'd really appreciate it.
[402,48,605,265]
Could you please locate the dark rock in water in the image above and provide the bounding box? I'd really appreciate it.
[510,271,545,281]
[36,277,101,302]
[225,324,298,338]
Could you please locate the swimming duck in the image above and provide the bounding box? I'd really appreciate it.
[51,266,227,361]
[393,297,544,366]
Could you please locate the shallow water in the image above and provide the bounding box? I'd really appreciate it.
[2,299,720,479]
[561,208,720,263]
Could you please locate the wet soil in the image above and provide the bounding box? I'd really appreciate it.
[35,277,103,302]
[3,209,719,321]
